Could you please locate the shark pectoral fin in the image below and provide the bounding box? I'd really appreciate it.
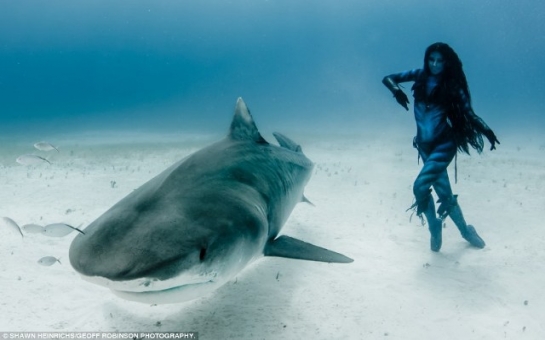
[301,195,315,206]
[264,235,353,263]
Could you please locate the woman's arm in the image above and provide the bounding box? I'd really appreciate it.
[382,69,422,111]
[382,69,422,93]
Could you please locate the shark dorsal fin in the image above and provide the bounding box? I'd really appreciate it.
[229,98,267,143]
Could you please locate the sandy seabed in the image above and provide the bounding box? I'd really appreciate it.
[0,126,544,340]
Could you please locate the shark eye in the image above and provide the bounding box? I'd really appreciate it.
[199,248,207,261]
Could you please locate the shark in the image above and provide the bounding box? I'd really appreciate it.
[69,98,353,304]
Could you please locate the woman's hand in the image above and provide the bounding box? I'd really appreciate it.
[484,129,500,150]
[394,89,409,111]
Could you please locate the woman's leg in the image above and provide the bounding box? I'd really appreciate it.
[437,195,486,248]
[426,151,486,248]
[412,140,456,251]
[413,140,456,213]
[432,171,454,203]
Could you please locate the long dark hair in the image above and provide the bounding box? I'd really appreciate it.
[413,42,484,154]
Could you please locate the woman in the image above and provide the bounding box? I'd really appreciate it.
[382,42,499,252]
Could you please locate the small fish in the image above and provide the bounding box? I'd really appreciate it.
[16,154,51,165]
[42,223,85,237]
[38,256,61,266]
[1,217,24,238]
[34,141,59,152]
[22,224,45,234]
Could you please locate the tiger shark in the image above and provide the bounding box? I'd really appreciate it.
[69,98,353,304]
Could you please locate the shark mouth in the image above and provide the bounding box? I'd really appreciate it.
[79,272,226,304]
[111,280,220,304]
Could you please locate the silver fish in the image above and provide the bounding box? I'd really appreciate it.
[22,224,45,234]
[16,154,51,165]
[34,141,59,152]
[42,223,85,237]
[38,256,61,266]
[1,217,24,238]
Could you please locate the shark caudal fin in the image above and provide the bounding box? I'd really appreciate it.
[264,235,353,263]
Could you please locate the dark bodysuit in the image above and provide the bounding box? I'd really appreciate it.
[383,68,489,212]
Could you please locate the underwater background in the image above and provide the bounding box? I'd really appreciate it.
[2,2,545,338]
[1,0,544,138]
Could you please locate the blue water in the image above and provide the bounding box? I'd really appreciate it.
[1,0,544,137]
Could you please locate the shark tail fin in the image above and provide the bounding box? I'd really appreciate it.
[264,235,353,263]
